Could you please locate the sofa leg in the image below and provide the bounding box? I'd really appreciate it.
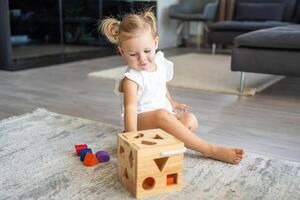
[176,22,185,35]
[212,43,216,54]
[175,22,185,46]
[239,72,245,94]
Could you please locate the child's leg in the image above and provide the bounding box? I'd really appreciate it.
[137,109,244,164]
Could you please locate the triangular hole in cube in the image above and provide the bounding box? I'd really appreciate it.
[119,145,125,155]
[154,157,169,171]
[123,168,129,179]
[153,134,163,140]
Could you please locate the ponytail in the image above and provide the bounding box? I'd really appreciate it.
[142,7,157,37]
[99,18,120,44]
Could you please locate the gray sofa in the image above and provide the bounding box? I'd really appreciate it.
[208,0,300,53]
[231,25,300,92]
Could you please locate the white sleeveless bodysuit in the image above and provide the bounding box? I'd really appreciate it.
[123,51,174,114]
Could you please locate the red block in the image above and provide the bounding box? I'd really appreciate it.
[83,152,99,167]
[74,144,88,156]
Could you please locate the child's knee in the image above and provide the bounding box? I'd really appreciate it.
[185,113,199,131]
[154,109,173,123]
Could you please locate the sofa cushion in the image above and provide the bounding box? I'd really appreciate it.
[209,21,290,31]
[236,0,298,22]
[235,2,285,21]
[234,25,300,49]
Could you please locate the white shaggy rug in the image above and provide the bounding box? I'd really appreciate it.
[1,109,300,199]
[88,53,284,96]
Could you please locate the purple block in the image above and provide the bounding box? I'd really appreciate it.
[96,150,110,163]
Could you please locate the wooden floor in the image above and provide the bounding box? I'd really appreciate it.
[1,48,299,162]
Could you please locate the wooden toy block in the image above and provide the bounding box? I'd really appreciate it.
[96,150,110,162]
[74,144,88,156]
[80,148,92,162]
[117,129,185,198]
[83,152,99,167]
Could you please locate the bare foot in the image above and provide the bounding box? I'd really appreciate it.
[204,145,244,164]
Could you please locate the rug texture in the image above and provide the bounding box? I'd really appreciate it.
[1,109,300,200]
[88,53,284,96]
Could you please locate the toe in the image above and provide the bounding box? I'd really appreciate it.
[236,148,244,154]
[234,158,241,164]
[237,154,243,159]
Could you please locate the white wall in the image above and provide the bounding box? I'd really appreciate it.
[156,0,179,49]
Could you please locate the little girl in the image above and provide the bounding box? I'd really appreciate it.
[100,8,244,164]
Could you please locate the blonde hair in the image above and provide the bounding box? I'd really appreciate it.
[99,8,157,46]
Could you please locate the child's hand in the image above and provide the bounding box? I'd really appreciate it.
[171,101,189,113]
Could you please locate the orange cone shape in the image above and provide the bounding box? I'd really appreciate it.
[83,152,99,167]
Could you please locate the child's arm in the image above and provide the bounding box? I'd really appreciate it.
[123,77,138,132]
[166,86,189,112]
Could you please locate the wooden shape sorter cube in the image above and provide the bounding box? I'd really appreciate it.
[117,129,186,198]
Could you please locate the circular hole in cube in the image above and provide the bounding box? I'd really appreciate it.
[142,177,155,190]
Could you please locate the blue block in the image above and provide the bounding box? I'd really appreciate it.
[80,148,92,162]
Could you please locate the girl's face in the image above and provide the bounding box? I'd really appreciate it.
[118,30,159,72]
